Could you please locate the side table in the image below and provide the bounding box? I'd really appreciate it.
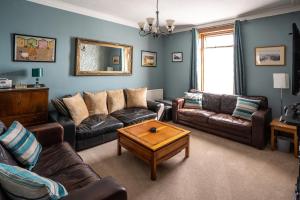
[270,119,298,158]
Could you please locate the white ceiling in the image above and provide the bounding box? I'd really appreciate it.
[28,0,300,31]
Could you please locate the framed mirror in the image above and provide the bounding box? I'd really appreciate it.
[75,38,133,76]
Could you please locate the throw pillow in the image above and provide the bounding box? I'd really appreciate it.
[183,92,203,109]
[51,95,72,117]
[107,89,126,113]
[0,121,42,170]
[125,88,147,108]
[63,93,89,126]
[0,163,68,200]
[232,97,261,120]
[83,91,108,116]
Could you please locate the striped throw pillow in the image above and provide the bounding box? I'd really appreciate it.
[0,121,42,170]
[232,97,261,120]
[183,92,203,109]
[0,163,68,200]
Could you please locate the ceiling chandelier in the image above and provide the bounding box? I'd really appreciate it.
[138,0,175,38]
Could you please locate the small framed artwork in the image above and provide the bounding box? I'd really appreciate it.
[255,45,285,66]
[172,52,183,62]
[141,50,157,67]
[13,33,56,62]
[112,56,120,64]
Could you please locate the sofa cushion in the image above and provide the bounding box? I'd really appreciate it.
[208,113,252,136]
[0,163,68,200]
[202,93,221,113]
[33,142,100,191]
[83,91,108,116]
[51,95,72,117]
[111,108,157,126]
[0,121,6,136]
[76,115,123,140]
[220,94,237,114]
[183,92,203,109]
[0,121,42,170]
[0,144,18,166]
[63,93,89,126]
[178,109,215,123]
[232,97,261,120]
[107,89,126,113]
[125,88,147,108]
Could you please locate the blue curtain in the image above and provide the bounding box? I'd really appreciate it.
[234,20,246,95]
[190,28,199,90]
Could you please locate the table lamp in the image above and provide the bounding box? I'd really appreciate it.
[32,68,43,87]
[273,73,289,118]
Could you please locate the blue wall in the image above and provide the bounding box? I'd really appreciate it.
[163,11,300,117]
[0,0,164,99]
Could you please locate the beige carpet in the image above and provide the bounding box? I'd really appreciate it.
[79,123,298,200]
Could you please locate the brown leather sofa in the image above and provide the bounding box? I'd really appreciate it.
[172,92,272,149]
[0,121,127,200]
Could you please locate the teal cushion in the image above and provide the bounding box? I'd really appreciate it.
[0,121,42,170]
[0,163,68,200]
[183,92,203,109]
[232,97,261,120]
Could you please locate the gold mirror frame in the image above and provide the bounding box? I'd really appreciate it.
[75,38,133,76]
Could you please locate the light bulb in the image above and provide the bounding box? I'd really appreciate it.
[166,19,175,27]
[146,18,155,26]
[138,22,145,30]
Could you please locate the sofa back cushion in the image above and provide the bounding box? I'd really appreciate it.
[0,121,18,167]
[63,93,89,126]
[220,95,237,114]
[107,89,126,113]
[83,91,108,116]
[202,93,221,113]
[125,88,147,108]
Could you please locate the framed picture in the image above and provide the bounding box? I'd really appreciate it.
[255,45,285,66]
[172,52,183,62]
[141,51,157,67]
[112,56,120,64]
[13,33,56,62]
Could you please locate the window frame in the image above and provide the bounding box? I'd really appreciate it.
[198,24,234,92]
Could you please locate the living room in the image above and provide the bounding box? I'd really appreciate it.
[0,0,300,199]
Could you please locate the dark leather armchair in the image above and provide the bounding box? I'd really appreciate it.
[0,121,127,200]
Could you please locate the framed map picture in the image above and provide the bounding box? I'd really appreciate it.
[141,51,157,67]
[255,45,285,66]
[13,33,56,62]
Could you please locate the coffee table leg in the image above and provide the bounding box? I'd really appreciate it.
[151,156,157,181]
[185,145,189,158]
[118,137,121,156]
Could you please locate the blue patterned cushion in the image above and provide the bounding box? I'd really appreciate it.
[184,92,203,109]
[0,121,42,170]
[232,97,261,120]
[0,163,68,200]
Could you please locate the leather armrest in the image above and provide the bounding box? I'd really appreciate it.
[251,108,272,149]
[63,177,127,200]
[27,123,63,147]
[147,100,164,120]
[49,110,76,149]
[172,98,185,123]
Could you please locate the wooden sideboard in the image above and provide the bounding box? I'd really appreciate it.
[0,86,49,127]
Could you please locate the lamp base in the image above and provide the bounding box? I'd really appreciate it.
[34,78,40,88]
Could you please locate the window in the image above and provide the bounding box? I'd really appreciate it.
[198,25,234,94]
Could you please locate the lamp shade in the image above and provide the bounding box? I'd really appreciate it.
[273,73,289,89]
[32,68,43,78]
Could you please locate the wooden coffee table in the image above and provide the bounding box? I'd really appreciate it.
[117,119,190,180]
